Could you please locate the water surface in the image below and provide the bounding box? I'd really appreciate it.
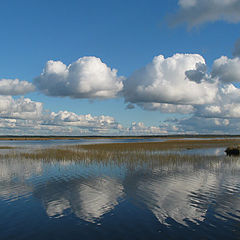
[0,148,239,239]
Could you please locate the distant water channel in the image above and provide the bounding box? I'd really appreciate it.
[0,136,237,148]
[0,141,240,239]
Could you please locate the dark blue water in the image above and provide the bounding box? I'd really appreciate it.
[0,150,240,239]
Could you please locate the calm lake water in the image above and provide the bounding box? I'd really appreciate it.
[0,146,240,239]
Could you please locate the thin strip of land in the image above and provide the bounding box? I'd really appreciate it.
[0,135,239,141]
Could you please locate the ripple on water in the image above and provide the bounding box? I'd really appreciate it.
[0,153,240,240]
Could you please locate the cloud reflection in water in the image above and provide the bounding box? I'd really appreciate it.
[34,175,123,223]
[0,155,240,235]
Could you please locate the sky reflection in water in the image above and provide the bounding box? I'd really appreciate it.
[0,151,240,240]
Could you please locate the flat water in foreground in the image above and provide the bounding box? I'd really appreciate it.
[0,148,240,239]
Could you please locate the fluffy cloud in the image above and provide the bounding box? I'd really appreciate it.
[185,63,209,84]
[185,55,240,84]
[171,116,238,134]
[0,96,43,120]
[124,122,167,135]
[124,51,240,123]
[34,56,124,99]
[124,54,217,106]
[171,0,240,27]
[1,93,240,135]
[43,110,122,133]
[2,52,240,135]
[0,79,35,95]
[196,84,240,118]
[184,55,240,84]
[122,48,240,134]
[0,95,126,135]
[137,103,194,114]
[211,56,240,83]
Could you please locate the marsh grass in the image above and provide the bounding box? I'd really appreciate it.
[0,146,15,149]
[0,149,226,168]
[0,138,239,168]
[0,139,238,166]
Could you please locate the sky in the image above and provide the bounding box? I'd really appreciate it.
[1,0,240,135]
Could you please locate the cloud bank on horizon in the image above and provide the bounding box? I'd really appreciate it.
[0,1,240,135]
[0,95,167,135]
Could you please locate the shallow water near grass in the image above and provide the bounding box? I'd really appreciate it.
[0,136,237,148]
[0,148,240,239]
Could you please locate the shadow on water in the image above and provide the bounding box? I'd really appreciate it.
[0,147,240,239]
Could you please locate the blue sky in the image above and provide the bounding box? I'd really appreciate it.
[1,0,240,135]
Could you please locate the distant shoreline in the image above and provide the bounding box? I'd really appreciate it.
[0,135,239,141]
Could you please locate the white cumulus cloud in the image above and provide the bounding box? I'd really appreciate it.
[196,84,240,118]
[0,96,125,135]
[34,56,124,99]
[124,122,167,135]
[0,96,43,120]
[0,79,35,95]
[124,54,217,106]
[43,110,121,133]
[137,102,195,114]
[175,116,239,134]
[212,56,240,83]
